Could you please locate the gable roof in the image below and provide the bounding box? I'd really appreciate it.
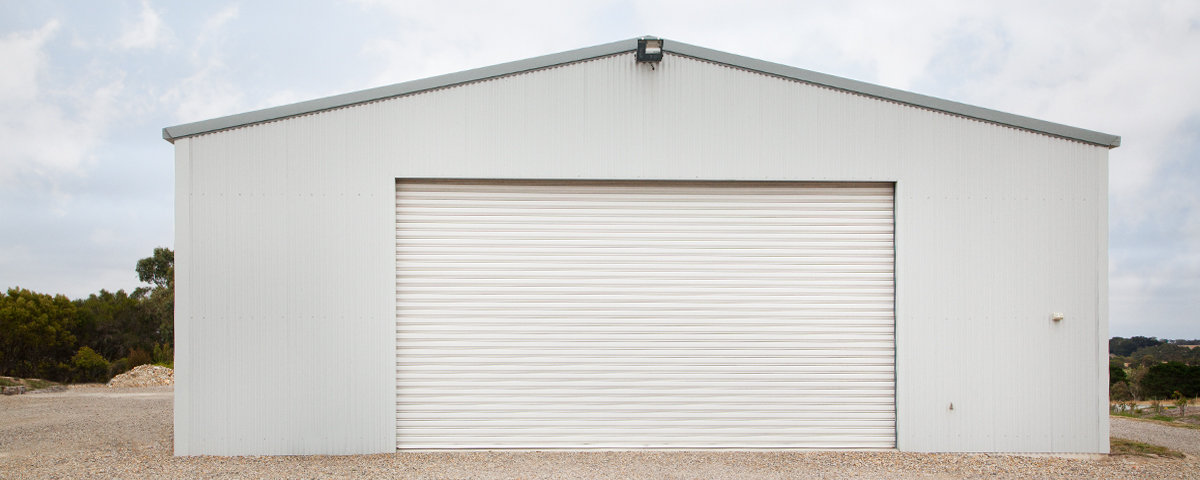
[162,37,1120,148]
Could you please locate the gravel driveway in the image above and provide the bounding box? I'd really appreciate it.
[2,388,1198,479]
[1111,416,1200,457]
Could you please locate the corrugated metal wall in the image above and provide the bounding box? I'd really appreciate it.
[174,114,397,455]
[177,51,1108,454]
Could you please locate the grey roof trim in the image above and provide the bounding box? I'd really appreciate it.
[667,41,1120,148]
[163,37,1120,148]
[161,39,637,142]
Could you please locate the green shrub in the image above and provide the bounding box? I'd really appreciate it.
[127,348,152,369]
[108,357,129,377]
[32,360,70,382]
[70,346,109,383]
[152,343,173,365]
[1173,391,1189,416]
[1110,381,1133,401]
[1110,364,1128,385]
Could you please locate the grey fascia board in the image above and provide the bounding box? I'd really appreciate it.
[163,37,1120,148]
[161,38,639,142]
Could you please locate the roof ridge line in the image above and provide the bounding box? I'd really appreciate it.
[162,37,1120,148]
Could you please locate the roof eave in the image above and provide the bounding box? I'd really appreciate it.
[666,41,1120,148]
[162,37,1121,149]
[161,38,640,143]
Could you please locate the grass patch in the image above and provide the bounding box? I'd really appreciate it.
[1150,415,1176,422]
[1110,437,1186,458]
[0,377,61,390]
[24,378,56,390]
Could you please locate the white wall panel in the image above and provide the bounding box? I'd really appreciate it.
[178,51,1108,454]
[173,137,191,456]
[180,115,395,455]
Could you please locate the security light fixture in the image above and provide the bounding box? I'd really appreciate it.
[637,38,664,62]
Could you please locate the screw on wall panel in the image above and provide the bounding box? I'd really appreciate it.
[949,402,954,410]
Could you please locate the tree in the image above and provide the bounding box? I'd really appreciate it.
[1110,364,1128,386]
[1139,361,1200,399]
[0,248,177,382]
[1110,336,1166,357]
[1128,366,1149,400]
[136,247,173,289]
[1135,354,1159,369]
[1131,343,1200,366]
[1132,336,1166,350]
[135,247,173,347]
[1110,337,1136,357]
[73,290,151,361]
[0,288,77,378]
[1110,381,1133,401]
[70,346,110,383]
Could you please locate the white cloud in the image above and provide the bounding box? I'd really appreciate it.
[0,20,125,187]
[257,90,310,110]
[90,227,116,245]
[114,0,174,50]
[160,5,245,123]
[353,0,618,86]
[0,20,57,100]
[198,5,240,46]
[164,63,244,123]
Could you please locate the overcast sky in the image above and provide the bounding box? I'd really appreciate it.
[1,1,1198,339]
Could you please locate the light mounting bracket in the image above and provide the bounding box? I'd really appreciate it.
[637,38,664,63]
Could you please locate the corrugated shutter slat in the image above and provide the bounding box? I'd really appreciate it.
[396,180,894,449]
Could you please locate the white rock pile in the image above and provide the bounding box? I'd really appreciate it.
[107,364,174,388]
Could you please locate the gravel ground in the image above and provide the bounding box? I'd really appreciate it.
[2,388,1198,479]
[1111,416,1200,457]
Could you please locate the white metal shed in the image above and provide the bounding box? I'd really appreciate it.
[165,37,1117,456]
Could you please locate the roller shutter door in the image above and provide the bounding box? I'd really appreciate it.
[396,180,894,449]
